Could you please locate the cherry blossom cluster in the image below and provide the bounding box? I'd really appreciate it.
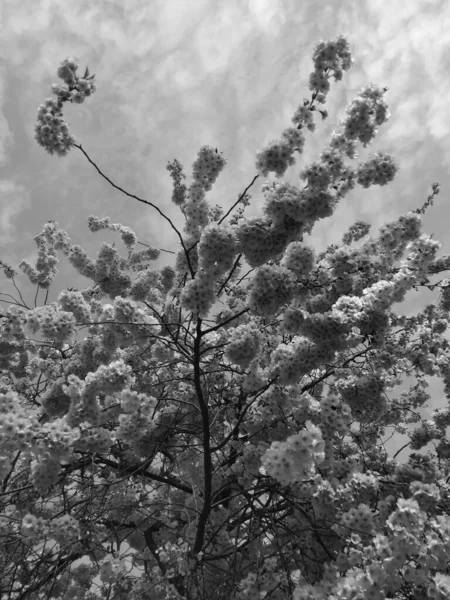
[247,264,295,317]
[98,296,161,347]
[57,289,91,323]
[34,97,77,157]
[176,156,235,315]
[88,215,139,249]
[294,311,351,348]
[224,322,263,369]
[339,83,390,150]
[35,57,96,156]
[30,454,61,496]
[261,421,325,485]
[34,417,81,461]
[74,425,113,454]
[49,513,80,545]
[179,268,216,318]
[0,260,17,279]
[99,555,128,584]
[377,211,422,255]
[341,220,371,245]
[191,145,227,192]
[182,145,227,239]
[117,403,156,451]
[235,557,281,599]
[26,304,77,344]
[337,372,387,424]
[317,394,352,438]
[280,240,316,277]
[0,390,40,479]
[19,229,60,288]
[62,359,135,427]
[234,215,297,268]
[255,36,353,178]
[270,335,336,385]
[166,158,188,207]
[197,222,236,278]
[20,513,49,540]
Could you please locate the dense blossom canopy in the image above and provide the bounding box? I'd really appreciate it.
[1,37,450,600]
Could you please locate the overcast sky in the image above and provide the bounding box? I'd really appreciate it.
[1,0,449,461]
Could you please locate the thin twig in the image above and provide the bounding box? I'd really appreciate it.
[218,174,259,225]
[11,279,29,309]
[74,143,194,277]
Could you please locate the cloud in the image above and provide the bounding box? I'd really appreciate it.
[0,66,14,167]
[0,179,31,246]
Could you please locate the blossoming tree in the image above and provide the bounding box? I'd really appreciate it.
[2,36,450,600]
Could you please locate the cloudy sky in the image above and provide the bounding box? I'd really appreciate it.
[1,0,449,461]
